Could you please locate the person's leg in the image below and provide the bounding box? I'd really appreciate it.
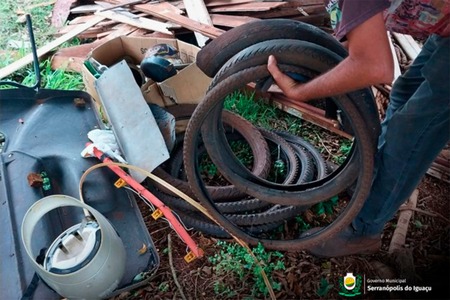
[353,35,450,236]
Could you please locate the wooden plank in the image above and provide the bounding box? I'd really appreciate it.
[68,15,99,25]
[249,4,325,18]
[204,0,254,7]
[183,0,213,46]
[392,33,422,60]
[130,30,175,38]
[70,4,102,14]
[271,94,353,139]
[51,24,138,72]
[0,16,106,80]
[246,84,353,139]
[135,2,225,38]
[387,33,402,82]
[210,13,259,27]
[273,0,325,7]
[57,18,118,36]
[52,0,77,28]
[97,0,147,12]
[209,2,287,12]
[95,9,173,35]
[291,13,329,27]
[389,189,419,253]
[103,0,185,14]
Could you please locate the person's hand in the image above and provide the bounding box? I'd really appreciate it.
[267,55,307,102]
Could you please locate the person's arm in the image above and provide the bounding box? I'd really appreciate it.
[267,12,394,102]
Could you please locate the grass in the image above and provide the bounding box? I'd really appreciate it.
[0,0,53,66]
[224,91,303,133]
[21,59,84,90]
[209,241,285,298]
[0,0,80,80]
[198,90,353,185]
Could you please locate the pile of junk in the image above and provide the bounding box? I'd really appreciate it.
[0,17,381,299]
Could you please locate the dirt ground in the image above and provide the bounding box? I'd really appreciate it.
[112,173,449,300]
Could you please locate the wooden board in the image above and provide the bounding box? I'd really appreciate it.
[95,9,173,35]
[183,0,213,46]
[0,16,106,80]
[135,2,225,38]
[52,0,77,28]
[249,4,325,18]
[392,33,422,60]
[70,4,101,14]
[210,13,258,27]
[209,2,287,12]
[204,0,254,7]
[51,23,138,72]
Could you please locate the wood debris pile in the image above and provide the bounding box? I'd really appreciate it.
[46,0,449,182]
[50,0,329,72]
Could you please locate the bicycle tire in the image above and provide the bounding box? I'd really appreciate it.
[197,19,348,77]
[152,110,271,201]
[195,41,376,205]
[183,57,375,250]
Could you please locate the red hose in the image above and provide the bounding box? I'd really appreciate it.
[91,145,204,259]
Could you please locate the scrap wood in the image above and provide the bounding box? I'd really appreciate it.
[52,0,77,28]
[70,4,103,14]
[291,12,330,27]
[249,3,326,19]
[248,83,353,139]
[102,0,185,14]
[387,32,402,82]
[272,94,353,140]
[0,16,106,80]
[136,2,225,38]
[427,148,450,182]
[57,23,117,39]
[210,13,259,27]
[97,0,148,12]
[388,189,419,253]
[372,86,389,120]
[69,14,102,25]
[427,164,450,183]
[57,15,120,36]
[183,0,214,46]
[392,32,422,60]
[51,23,138,72]
[95,9,173,35]
[208,1,288,13]
[203,0,254,7]
[399,199,450,224]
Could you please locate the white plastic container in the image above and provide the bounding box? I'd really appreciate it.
[21,195,126,299]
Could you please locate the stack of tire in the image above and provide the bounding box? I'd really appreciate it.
[151,104,329,236]
[152,20,381,251]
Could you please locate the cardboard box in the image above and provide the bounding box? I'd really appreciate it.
[82,36,211,109]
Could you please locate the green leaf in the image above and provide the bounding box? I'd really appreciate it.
[316,277,334,297]
[414,219,423,228]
